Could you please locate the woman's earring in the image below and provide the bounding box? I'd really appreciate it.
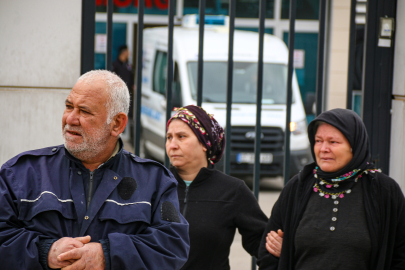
[351,148,353,152]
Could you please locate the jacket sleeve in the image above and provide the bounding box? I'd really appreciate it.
[257,195,283,270]
[0,166,47,270]
[391,181,405,270]
[257,176,300,270]
[106,169,190,270]
[233,180,268,258]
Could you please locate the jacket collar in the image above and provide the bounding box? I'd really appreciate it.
[170,164,216,188]
[298,162,316,183]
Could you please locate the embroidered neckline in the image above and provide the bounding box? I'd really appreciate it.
[313,168,381,199]
[313,166,361,182]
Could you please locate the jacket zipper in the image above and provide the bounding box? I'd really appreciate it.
[87,171,94,209]
[182,186,189,217]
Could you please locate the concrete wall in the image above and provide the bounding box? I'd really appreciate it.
[325,0,351,110]
[389,0,405,188]
[0,0,82,165]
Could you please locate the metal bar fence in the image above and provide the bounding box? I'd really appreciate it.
[197,0,206,107]
[134,0,145,156]
[283,0,296,185]
[253,0,266,209]
[252,0,266,264]
[315,0,327,116]
[346,0,357,110]
[83,0,331,269]
[80,0,95,74]
[164,0,176,167]
[223,0,236,175]
[106,0,113,70]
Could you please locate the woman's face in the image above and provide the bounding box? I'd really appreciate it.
[166,119,208,172]
[314,123,353,173]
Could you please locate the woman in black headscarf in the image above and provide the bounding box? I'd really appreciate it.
[166,105,268,270]
[258,108,405,270]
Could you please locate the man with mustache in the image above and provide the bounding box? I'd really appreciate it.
[0,70,190,270]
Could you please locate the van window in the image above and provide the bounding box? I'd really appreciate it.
[153,51,167,95]
[187,62,292,104]
[153,51,182,107]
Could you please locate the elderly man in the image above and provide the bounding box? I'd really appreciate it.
[0,70,189,270]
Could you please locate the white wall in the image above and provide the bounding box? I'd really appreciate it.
[326,0,351,110]
[0,0,82,165]
[389,0,405,188]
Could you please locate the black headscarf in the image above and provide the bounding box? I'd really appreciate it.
[307,108,372,179]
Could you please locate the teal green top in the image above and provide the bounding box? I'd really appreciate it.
[183,180,192,187]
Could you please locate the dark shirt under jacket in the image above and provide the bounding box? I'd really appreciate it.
[257,162,405,270]
[294,181,371,270]
[171,166,268,270]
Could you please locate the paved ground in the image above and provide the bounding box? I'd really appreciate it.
[123,140,282,270]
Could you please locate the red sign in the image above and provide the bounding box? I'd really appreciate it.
[96,0,168,10]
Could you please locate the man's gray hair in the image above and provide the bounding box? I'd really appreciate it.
[77,70,130,124]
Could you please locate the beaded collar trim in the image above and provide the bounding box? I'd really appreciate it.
[313,168,381,199]
[313,167,361,182]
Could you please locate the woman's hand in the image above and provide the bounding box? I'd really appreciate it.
[265,229,283,257]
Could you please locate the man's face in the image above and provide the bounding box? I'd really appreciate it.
[62,79,112,160]
[121,49,129,62]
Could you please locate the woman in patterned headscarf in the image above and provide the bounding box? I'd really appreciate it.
[166,105,268,270]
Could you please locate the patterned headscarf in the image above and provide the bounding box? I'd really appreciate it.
[167,105,225,164]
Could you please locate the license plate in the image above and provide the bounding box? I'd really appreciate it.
[236,153,273,164]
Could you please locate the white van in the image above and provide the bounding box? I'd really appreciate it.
[140,15,312,179]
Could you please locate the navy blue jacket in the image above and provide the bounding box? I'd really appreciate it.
[0,142,189,270]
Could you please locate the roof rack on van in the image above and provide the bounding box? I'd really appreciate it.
[182,14,229,28]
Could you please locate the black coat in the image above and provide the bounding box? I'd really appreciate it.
[257,163,405,270]
[171,167,268,270]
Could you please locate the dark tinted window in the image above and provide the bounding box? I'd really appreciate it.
[281,0,319,20]
[153,51,167,95]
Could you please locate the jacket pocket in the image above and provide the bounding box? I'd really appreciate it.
[98,199,152,224]
[18,191,77,221]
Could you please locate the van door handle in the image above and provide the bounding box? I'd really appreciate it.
[142,93,150,99]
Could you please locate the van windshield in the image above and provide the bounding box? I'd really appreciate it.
[187,62,291,104]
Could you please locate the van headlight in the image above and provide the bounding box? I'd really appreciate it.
[290,119,307,136]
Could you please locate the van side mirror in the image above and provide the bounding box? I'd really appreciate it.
[304,93,316,115]
[172,81,182,108]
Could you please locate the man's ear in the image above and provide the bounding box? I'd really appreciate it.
[111,112,128,137]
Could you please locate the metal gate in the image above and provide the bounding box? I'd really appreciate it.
[81,0,332,269]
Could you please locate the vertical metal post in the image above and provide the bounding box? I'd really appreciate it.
[315,0,327,116]
[252,0,266,266]
[197,0,206,107]
[346,0,357,110]
[361,0,377,137]
[106,0,113,70]
[176,0,184,19]
[164,0,176,167]
[224,0,236,175]
[253,0,266,206]
[361,0,396,173]
[134,0,145,156]
[284,0,296,185]
[80,0,95,74]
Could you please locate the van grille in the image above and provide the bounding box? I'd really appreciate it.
[223,126,284,176]
[230,126,284,152]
